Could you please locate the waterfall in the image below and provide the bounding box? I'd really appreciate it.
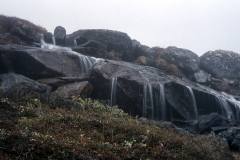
[142,78,154,119]
[186,86,198,120]
[74,39,77,46]
[52,35,56,45]
[40,34,101,74]
[110,77,118,106]
[215,96,232,119]
[79,56,98,73]
[159,83,166,120]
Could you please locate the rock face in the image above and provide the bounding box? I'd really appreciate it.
[132,40,158,60]
[71,29,134,61]
[0,44,91,79]
[43,32,53,44]
[54,26,66,45]
[9,20,41,43]
[193,70,211,84]
[55,81,93,97]
[218,127,240,151]
[0,73,48,99]
[161,46,200,75]
[88,60,240,127]
[200,50,240,80]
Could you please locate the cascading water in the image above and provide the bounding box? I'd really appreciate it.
[52,35,56,45]
[215,96,233,119]
[110,77,118,106]
[139,70,154,119]
[159,83,166,120]
[185,86,198,120]
[40,34,101,74]
[74,39,77,46]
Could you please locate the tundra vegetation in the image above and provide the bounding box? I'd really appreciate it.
[0,95,239,159]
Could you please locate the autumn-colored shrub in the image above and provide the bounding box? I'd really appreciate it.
[104,51,122,61]
[155,58,184,77]
[134,56,147,65]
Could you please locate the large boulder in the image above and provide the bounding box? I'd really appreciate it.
[132,40,158,60]
[0,44,94,79]
[71,29,134,61]
[218,127,240,151]
[0,73,48,99]
[9,20,41,43]
[54,26,66,45]
[87,60,240,125]
[200,50,240,80]
[161,46,200,75]
[55,81,93,97]
[43,32,54,44]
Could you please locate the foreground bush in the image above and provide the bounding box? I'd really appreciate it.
[0,96,237,159]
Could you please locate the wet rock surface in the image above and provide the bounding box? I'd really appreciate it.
[0,44,85,79]
[54,26,66,45]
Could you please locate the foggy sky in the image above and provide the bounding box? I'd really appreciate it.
[0,0,240,56]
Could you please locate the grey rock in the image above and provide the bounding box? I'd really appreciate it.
[200,50,240,80]
[198,113,220,133]
[9,20,41,43]
[161,46,200,75]
[71,29,134,61]
[0,44,86,79]
[55,81,93,98]
[43,32,53,44]
[54,26,66,45]
[0,73,48,99]
[132,40,158,60]
[193,70,211,84]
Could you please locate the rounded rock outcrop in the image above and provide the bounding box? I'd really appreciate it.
[54,26,66,45]
[161,46,200,75]
[200,50,240,80]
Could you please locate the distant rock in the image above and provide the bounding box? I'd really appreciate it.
[200,50,240,80]
[132,40,158,60]
[161,46,200,75]
[54,26,66,45]
[71,29,134,61]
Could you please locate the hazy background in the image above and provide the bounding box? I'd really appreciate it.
[0,0,239,56]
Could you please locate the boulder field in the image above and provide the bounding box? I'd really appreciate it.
[1,15,240,150]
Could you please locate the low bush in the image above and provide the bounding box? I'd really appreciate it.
[0,96,237,159]
[155,58,184,77]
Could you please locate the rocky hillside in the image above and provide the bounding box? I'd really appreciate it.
[1,15,240,158]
